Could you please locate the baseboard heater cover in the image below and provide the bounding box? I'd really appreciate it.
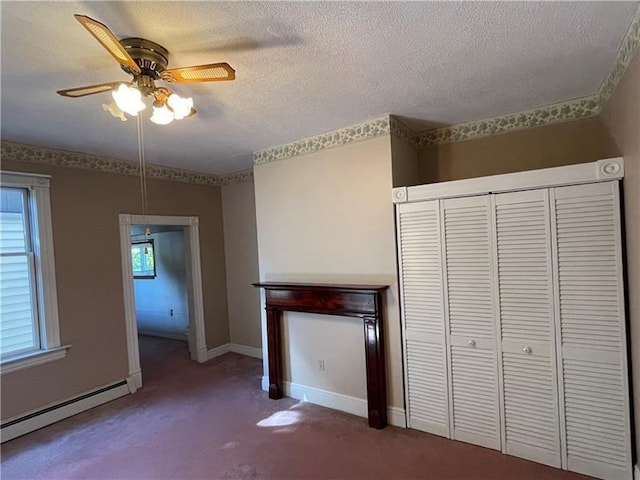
[1,380,129,443]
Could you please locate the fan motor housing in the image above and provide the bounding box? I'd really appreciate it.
[120,38,169,79]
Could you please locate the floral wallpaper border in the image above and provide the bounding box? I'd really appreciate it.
[597,6,640,108]
[389,116,419,147]
[253,116,391,165]
[219,168,254,186]
[0,141,254,186]
[415,94,601,148]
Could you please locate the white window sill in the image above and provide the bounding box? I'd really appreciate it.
[1,345,70,375]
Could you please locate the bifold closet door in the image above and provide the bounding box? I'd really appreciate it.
[551,182,632,480]
[493,190,561,468]
[442,196,501,451]
[397,200,449,437]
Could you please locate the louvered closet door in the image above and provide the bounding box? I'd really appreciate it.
[494,190,561,468]
[397,200,449,436]
[551,182,632,480]
[442,196,500,450]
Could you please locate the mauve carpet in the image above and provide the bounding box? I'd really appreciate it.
[1,336,592,480]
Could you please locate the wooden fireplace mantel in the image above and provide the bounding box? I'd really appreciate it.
[253,282,389,429]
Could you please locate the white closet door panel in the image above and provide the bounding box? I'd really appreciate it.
[563,358,629,480]
[405,339,448,436]
[450,345,500,449]
[397,201,449,437]
[442,196,500,451]
[495,190,554,344]
[494,189,560,468]
[502,352,559,466]
[552,182,631,480]
[443,196,495,341]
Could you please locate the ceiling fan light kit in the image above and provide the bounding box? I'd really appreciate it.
[57,14,235,126]
[112,84,146,116]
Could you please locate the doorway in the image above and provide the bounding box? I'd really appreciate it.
[118,214,207,393]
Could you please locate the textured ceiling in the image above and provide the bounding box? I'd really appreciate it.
[1,1,638,174]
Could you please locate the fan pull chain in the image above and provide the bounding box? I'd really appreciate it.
[136,114,149,233]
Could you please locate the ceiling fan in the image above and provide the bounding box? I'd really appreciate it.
[57,15,235,125]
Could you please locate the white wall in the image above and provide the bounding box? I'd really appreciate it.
[221,179,262,349]
[253,135,404,411]
[133,230,188,340]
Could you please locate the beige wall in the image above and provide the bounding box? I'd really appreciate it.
[601,49,640,461]
[418,116,620,183]
[221,179,262,349]
[1,159,229,420]
[253,135,405,409]
[390,130,420,187]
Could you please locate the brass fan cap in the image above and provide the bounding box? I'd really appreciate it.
[120,38,169,79]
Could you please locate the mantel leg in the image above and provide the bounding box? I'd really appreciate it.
[364,314,387,429]
[266,307,283,399]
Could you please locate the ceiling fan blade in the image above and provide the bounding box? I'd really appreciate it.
[161,63,235,83]
[57,82,122,98]
[74,14,141,74]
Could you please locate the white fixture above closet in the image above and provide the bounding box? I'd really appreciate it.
[394,158,631,480]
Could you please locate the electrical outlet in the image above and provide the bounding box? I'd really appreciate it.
[317,359,325,371]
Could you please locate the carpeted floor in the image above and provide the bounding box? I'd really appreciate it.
[1,336,593,480]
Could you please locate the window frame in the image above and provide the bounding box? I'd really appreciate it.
[1,171,67,374]
[131,239,156,279]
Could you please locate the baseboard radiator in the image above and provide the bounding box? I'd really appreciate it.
[1,380,129,443]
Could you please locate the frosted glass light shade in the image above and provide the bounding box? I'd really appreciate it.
[167,94,193,120]
[112,84,145,116]
[150,104,174,125]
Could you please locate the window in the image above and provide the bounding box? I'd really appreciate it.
[131,240,156,279]
[0,172,66,373]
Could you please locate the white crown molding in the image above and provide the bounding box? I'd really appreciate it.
[0,141,254,186]
[253,116,391,165]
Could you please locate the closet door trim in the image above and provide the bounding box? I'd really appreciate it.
[393,158,624,205]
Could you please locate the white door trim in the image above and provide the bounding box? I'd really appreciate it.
[118,214,208,392]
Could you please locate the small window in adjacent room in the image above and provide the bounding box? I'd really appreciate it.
[131,240,156,279]
[0,171,67,373]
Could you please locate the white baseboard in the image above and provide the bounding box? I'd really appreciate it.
[261,376,405,428]
[1,380,130,443]
[195,346,208,363]
[387,405,407,428]
[207,343,263,361]
[126,371,142,393]
[207,343,231,360]
[229,343,262,359]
